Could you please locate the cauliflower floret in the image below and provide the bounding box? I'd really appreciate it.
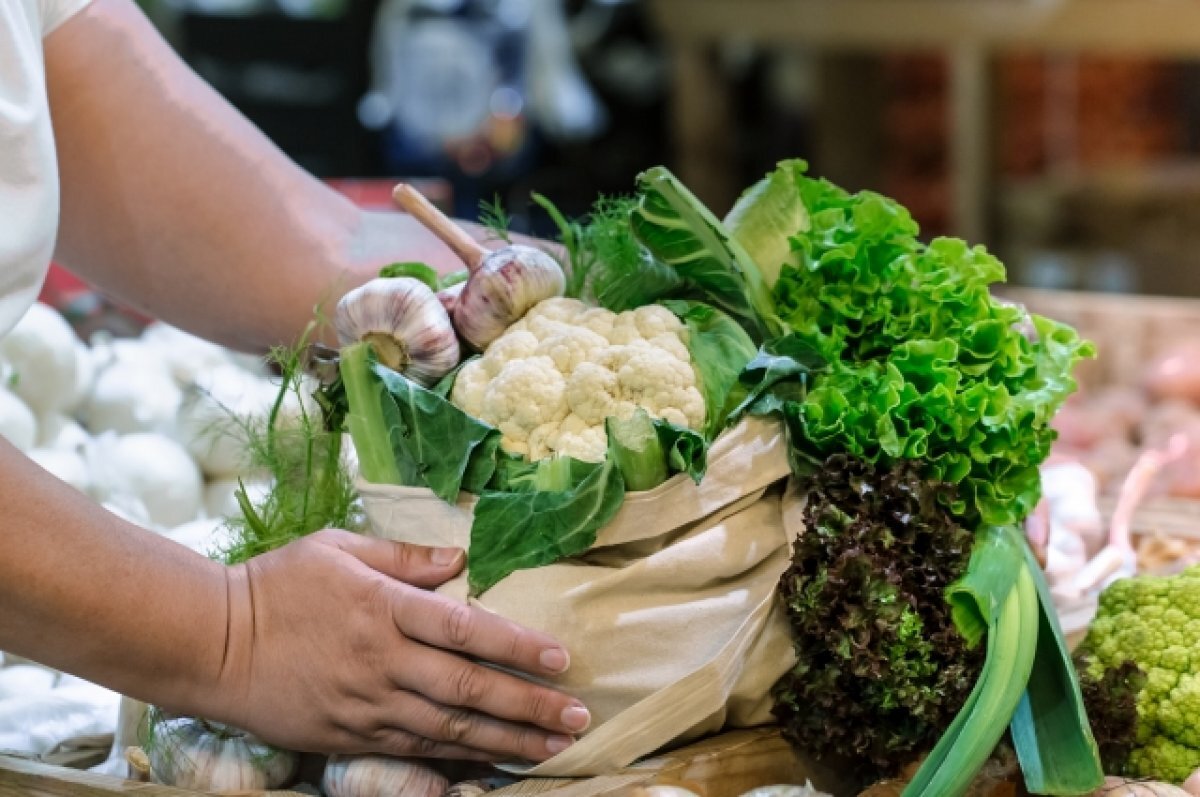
[527,421,562,462]
[633,304,684,340]
[481,329,539,376]
[555,413,607,462]
[650,332,691,363]
[578,307,617,338]
[526,297,587,324]
[606,314,644,346]
[535,327,610,375]
[565,362,620,425]
[479,356,568,434]
[449,358,489,418]
[615,346,706,429]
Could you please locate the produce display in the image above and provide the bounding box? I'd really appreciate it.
[0,304,291,766]
[10,158,1200,797]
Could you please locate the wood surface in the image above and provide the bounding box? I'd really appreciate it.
[650,0,1200,55]
[0,754,195,797]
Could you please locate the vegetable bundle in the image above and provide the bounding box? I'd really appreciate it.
[319,160,1103,794]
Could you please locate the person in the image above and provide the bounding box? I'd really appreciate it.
[0,0,590,764]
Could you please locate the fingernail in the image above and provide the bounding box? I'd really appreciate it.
[431,547,463,566]
[546,735,574,755]
[539,647,569,673]
[561,704,590,733]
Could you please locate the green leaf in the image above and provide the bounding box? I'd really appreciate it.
[368,362,501,502]
[607,409,669,492]
[653,420,707,483]
[378,261,439,291]
[661,300,758,438]
[558,193,684,312]
[904,526,1040,797]
[340,343,403,485]
[632,166,780,340]
[724,159,811,287]
[725,334,827,424]
[468,456,625,595]
[479,193,513,244]
[1009,543,1105,795]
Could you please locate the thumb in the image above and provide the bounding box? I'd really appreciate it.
[319,530,465,588]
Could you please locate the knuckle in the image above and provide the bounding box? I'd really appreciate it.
[441,603,475,648]
[449,664,488,707]
[510,725,540,758]
[435,708,479,744]
[523,687,554,724]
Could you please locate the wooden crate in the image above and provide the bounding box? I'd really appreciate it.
[0,729,855,797]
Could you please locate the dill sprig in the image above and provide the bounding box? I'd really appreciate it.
[214,321,361,566]
[478,193,513,244]
[534,192,682,312]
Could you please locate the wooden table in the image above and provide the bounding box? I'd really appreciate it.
[648,0,1200,241]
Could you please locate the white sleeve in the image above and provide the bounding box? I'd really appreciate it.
[38,0,91,35]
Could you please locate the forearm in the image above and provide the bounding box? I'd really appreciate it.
[46,0,481,353]
[0,440,227,715]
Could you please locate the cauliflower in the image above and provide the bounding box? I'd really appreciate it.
[1080,565,1200,782]
[450,298,704,462]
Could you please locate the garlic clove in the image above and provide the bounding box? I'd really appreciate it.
[454,247,566,350]
[323,754,448,797]
[335,278,461,387]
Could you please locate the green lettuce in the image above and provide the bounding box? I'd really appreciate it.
[724,158,811,287]
[755,171,1095,527]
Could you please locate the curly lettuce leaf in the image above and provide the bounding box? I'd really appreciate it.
[767,174,1094,527]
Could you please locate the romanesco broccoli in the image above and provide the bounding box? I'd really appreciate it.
[1080,564,1200,783]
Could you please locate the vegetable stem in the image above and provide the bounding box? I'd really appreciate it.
[393,183,490,272]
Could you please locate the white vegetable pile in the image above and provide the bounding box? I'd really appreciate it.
[0,302,282,762]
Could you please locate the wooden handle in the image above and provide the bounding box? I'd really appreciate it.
[393,183,489,272]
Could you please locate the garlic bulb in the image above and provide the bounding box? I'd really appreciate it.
[322,754,447,797]
[335,278,461,387]
[453,245,566,350]
[393,183,565,350]
[144,717,298,793]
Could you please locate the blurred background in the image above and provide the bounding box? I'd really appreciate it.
[68,0,1200,305]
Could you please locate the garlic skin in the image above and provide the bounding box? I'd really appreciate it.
[335,278,461,387]
[437,281,466,316]
[453,245,566,351]
[145,717,298,793]
[322,754,448,797]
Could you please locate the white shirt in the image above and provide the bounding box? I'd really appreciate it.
[0,0,90,338]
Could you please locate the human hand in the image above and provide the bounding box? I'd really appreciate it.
[207,530,590,762]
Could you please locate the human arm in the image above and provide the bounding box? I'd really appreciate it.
[0,438,588,759]
[45,0,497,353]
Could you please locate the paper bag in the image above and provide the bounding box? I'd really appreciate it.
[358,417,801,777]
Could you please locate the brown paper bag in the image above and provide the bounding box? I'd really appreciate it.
[358,417,801,777]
